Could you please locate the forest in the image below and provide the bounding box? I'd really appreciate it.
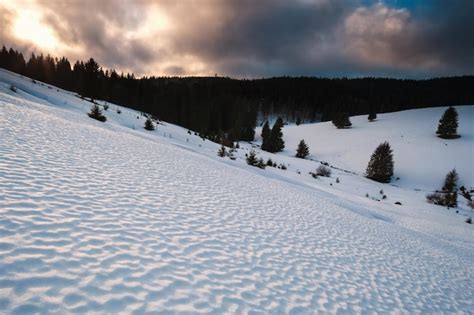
[1,45,473,142]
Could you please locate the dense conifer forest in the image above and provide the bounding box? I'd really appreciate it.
[1,46,473,142]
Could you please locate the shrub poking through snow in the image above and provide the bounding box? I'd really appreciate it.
[228,148,236,160]
[10,85,17,93]
[266,158,274,167]
[103,104,109,111]
[246,150,265,168]
[368,111,377,122]
[295,139,309,159]
[144,117,155,131]
[116,109,121,114]
[365,142,394,183]
[316,165,331,177]
[217,145,226,157]
[257,158,266,169]
[88,104,106,122]
[436,106,460,139]
[465,217,472,224]
[469,200,474,210]
[426,192,445,206]
[426,169,459,208]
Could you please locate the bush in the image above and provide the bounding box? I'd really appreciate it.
[316,165,331,177]
[87,104,107,122]
[103,104,109,111]
[9,85,17,93]
[465,217,472,224]
[217,145,226,157]
[117,109,121,114]
[266,158,274,167]
[144,117,155,130]
[368,112,377,121]
[246,150,259,167]
[228,148,236,160]
[426,191,457,207]
[426,192,445,206]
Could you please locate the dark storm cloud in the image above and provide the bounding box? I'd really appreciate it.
[2,0,473,77]
[420,0,474,73]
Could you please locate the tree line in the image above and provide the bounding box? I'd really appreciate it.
[2,45,474,142]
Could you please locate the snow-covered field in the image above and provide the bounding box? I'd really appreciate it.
[0,69,473,313]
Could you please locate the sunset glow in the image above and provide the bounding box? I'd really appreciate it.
[1,0,472,77]
[12,8,60,50]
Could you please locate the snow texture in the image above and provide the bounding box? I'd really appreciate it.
[0,69,473,313]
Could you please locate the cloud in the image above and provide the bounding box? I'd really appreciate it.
[342,1,474,76]
[1,0,473,77]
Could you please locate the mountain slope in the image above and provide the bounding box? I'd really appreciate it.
[276,106,473,191]
[0,70,473,313]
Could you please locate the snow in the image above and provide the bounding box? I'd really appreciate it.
[276,107,474,191]
[0,68,473,313]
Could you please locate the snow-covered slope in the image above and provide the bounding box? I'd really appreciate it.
[275,107,474,191]
[1,69,473,313]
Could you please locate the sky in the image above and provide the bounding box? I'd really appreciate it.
[0,0,473,78]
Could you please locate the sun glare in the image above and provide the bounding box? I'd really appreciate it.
[12,8,60,50]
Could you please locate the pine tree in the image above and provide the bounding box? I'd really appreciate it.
[295,139,309,159]
[442,169,458,193]
[263,117,285,153]
[246,150,258,166]
[144,117,155,130]
[217,145,226,157]
[332,112,352,129]
[365,142,394,183]
[368,111,377,122]
[87,104,106,122]
[261,121,271,151]
[436,106,459,139]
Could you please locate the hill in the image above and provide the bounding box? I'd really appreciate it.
[0,69,473,313]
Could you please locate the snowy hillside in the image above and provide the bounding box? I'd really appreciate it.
[1,69,473,313]
[276,107,474,191]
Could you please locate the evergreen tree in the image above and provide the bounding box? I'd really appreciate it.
[295,139,309,159]
[332,112,352,129]
[368,111,377,122]
[87,104,106,122]
[442,169,459,208]
[261,121,271,151]
[246,150,258,166]
[144,117,155,130]
[217,145,226,157]
[365,142,394,183]
[263,117,285,153]
[442,169,458,193]
[436,106,459,139]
